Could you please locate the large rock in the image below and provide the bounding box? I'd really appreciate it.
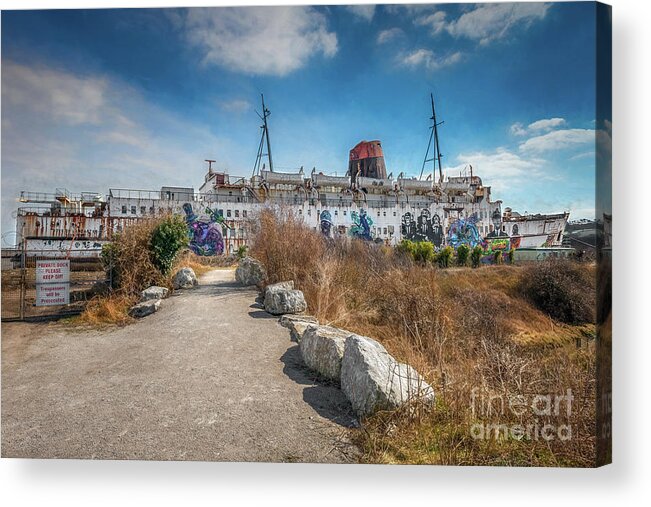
[341,334,435,417]
[235,257,267,286]
[140,286,169,302]
[263,282,307,315]
[300,325,350,381]
[173,267,198,289]
[129,299,161,318]
[279,314,318,343]
[265,280,294,295]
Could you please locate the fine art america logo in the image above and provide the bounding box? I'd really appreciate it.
[470,388,574,442]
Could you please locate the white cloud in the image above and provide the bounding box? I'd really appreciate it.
[1,61,240,242]
[527,117,566,132]
[511,117,566,136]
[415,11,448,35]
[344,5,376,22]
[176,7,337,76]
[218,98,252,114]
[417,3,550,45]
[377,27,404,45]
[400,49,462,71]
[519,128,595,153]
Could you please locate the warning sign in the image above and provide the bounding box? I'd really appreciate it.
[36,260,70,284]
[36,260,70,306]
[36,283,70,306]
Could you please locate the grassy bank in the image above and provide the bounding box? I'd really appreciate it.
[249,209,597,466]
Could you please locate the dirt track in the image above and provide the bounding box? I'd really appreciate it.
[1,269,358,462]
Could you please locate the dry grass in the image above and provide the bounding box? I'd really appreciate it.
[77,294,137,327]
[76,216,224,327]
[249,209,598,467]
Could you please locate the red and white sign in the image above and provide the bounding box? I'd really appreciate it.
[36,260,70,284]
[36,283,70,306]
[36,260,70,306]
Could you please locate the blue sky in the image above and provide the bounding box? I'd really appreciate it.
[1,2,605,244]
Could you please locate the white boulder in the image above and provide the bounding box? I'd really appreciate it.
[140,286,169,302]
[173,267,198,289]
[129,299,161,318]
[263,282,307,315]
[235,257,267,286]
[279,314,318,342]
[299,325,350,381]
[341,334,435,417]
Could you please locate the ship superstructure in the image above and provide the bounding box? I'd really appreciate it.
[12,95,570,258]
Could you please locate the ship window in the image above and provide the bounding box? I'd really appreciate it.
[377,211,380,217]
[121,205,127,214]
[235,210,240,218]
[243,210,248,218]
[228,191,233,196]
[383,227,387,235]
[140,206,146,214]
[307,209,311,216]
[334,210,338,216]
[383,211,386,217]
[298,209,302,214]
[502,225,506,232]
[130,206,136,214]
[393,211,396,216]
[343,210,346,216]
[149,206,154,214]
[227,209,232,217]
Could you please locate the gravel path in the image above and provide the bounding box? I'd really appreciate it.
[1,269,359,462]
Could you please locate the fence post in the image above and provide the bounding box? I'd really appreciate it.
[19,237,26,320]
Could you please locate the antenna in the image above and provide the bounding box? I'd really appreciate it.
[205,159,216,174]
[252,94,274,177]
[419,93,445,184]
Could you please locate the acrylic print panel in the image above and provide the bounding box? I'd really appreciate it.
[0,2,611,467]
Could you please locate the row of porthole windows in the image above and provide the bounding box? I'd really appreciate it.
[119,205,249,220]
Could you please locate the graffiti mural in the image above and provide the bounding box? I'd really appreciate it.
[183,203,225,256]
[349,209,373,241]
[320,210,333,237]
[447,215,483,249]
[401,209,443,248]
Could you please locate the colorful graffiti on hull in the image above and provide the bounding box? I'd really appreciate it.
[401,209,444,248]
[446,215,482,249]
[349,209,373,241]
[183,203,225,256]
[320,210,333,237]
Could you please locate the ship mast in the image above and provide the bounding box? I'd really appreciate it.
[419,93,445,184]
[253,93,274,177]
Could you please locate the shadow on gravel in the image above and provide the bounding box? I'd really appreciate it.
[280,346,357,428]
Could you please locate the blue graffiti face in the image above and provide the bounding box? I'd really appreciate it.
[184,204,224,256]
[447,216,482,249]
[320,210,333,236]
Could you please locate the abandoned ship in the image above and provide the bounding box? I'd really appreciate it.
[11,95,571,259]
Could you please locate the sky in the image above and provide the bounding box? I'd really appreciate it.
[1,2,606,245]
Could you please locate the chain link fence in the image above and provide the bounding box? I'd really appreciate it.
[1,247,108,321]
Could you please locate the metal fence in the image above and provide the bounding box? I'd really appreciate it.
[1,247,107,321]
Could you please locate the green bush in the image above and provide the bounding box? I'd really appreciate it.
[471,245,483,268]
[494,250,503,265]
[413,241,435,264]
[437,246,453,268]
[236,245,248,260]
[150,215,189,275]
[456,244,470,267]
[396,239,435,264]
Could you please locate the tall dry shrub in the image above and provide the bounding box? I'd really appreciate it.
[103,218,169,297]
[518,258,595,324]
